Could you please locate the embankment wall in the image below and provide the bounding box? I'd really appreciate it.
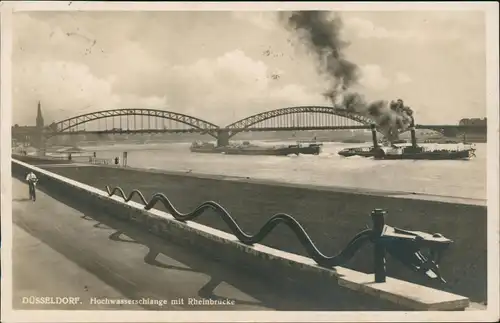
[13,159,436,311]
[12,159,474,310]
[33,163,488,304]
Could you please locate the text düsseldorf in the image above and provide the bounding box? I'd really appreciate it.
[22,296,81,305]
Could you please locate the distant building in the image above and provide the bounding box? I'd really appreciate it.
[459,118,487,126]
[12,101,46,147]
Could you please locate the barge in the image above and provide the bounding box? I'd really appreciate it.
[190,141,322,156]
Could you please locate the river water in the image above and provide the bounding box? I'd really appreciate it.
[78,141,486,201]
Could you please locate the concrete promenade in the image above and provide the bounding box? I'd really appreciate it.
[13,176,398,311]
[13,177,312,311]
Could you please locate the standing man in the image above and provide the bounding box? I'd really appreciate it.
[25,171,38,201]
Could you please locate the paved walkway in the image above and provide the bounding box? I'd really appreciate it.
[11,177,327,311]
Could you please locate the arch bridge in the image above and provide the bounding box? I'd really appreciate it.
[217,106,391,146]
[223,107,486,140]
[18,106,485,148]
[44,108,221,138]
[42,106,391,147]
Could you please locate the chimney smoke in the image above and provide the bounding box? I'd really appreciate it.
[280,11,415,143]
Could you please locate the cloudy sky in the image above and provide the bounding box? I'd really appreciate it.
[12,10,486,127]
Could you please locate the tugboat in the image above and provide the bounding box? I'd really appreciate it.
[190,140,322,156]
[372,120,476,160]
[338,124,380,157]
[372,145,475,160]
[295,140,323,155]
[339,122,476,160]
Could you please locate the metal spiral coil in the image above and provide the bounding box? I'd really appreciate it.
[105,186,373,267]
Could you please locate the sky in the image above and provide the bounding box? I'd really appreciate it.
[12,10,486,127]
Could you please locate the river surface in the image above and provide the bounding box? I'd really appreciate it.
[79,141,486,200]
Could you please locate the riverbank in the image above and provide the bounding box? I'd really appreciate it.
[34,163,487,303]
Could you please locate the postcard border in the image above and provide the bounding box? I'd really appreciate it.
[1,1,499,322]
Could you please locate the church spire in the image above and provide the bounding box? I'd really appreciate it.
[36,101,44,128]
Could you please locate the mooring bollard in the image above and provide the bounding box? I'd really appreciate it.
[371,208,387,283]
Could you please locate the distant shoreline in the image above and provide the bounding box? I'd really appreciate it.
[26,135,486,150]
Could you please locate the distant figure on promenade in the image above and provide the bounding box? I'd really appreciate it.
[68,153,72,161]
[25,171,38,201]
[114,156,119,165]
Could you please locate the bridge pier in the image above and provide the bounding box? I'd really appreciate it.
[216,129,230,147]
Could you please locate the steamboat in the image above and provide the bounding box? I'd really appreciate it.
[190,140,322,156]
[338,122,476,160]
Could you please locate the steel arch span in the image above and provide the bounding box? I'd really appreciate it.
[224,106,379,137]
[45,108,220,137]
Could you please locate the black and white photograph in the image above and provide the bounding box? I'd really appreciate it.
[1,1,499,322]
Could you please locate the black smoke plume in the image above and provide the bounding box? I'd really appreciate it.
[280,11,414,142]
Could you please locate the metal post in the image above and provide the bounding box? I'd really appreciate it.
[371,208,387,283]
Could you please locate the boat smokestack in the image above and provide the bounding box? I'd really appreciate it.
[371,124,378,148]
[410,118,417,148]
